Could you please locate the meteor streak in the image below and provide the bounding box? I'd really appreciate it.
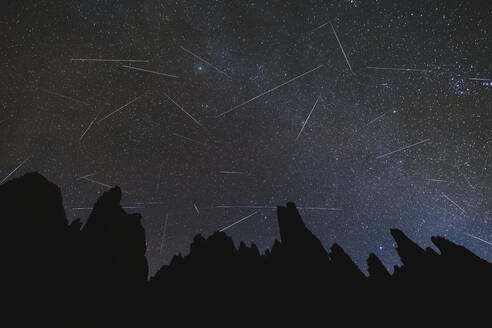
[464,232,492,246]
[330,22,353,73]
[367,66,431,73]
[72,206,145,210]
[0,158,29,185]
[97,96,141,123]
[216,65,324,117]
[135,202,164,205]
[164,93,203,127]
[159,214,169,254]
[173,133,206,145]
[80,176,113,189]
[71,58,149,63]
[481,153,489,176]
[180,46,232,79]
[43,89,90,106]
[296,94,322,141]
[312,21,330,32]
[78,172,97,180]
[376,139,431,159]
[154,159,165,196]
[80,115,98,141]
[427,178,453,183]
[442,193,465,213]
[216,205,342,211]
[122,65,180,78]
[366,113,386,126]
[219,211,259,232]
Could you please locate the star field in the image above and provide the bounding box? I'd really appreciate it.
[1,0,491,273]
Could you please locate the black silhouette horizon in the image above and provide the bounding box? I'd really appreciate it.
[2,172,490,326]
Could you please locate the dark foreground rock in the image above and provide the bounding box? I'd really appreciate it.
[1,173,490,326]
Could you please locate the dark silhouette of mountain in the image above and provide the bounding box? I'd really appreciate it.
[1,172,490,326]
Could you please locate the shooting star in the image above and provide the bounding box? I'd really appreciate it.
[43,89,90,106]
[376,138,431,159]
[0,157,29,185]
[173,133,206,146]
[154,159,165,196]
[77,172,97,180]
[427,178,453,183]
[311,21,330,32]
[330,22,353,73]
[193,203,200,215]
[163,93,203,127]
[464,232,492,246]
[159,214,169,254]
[367,66,431,73]
[71,58,149,63]
[216,65,324,117]
[297,207,343,211]
[80,176,113,189]
[97,96,141,123]
[468,78,490,81]
[366,112,386,126]
[296,94,322,141]
[135,202,164,205]
[217,205,277,209]
[216,205,342,211]
[481,153,489,176]
[461,173,476,190]
[219,211,259,232]
[122,65,180,78]
[219,171,246,175]
[79,114,98,141]
[442,193,466,213]
[180,46,232,79]
[72,206,145,210]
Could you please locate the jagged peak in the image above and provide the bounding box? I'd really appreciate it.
[431,235,484,262]
[187,231,237,261]
[238,241,261,258]
[238,241,247,250]
[425,246,439,257]
[93,186,123,210]
[83,186,124,231]
[1,172,67,230]
[208,231,236,246]
[390,228,426,266]
[1,172,62,199]
[250,242,260,254]
[170,254,184,266]
[193,233,207,244]
[277,202,306,232]
[270,239,283,254]
[367,253,391,279]
[329,243,366,278]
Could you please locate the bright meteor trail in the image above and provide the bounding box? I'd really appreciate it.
[219,211,259,232]
[216,65,324,117]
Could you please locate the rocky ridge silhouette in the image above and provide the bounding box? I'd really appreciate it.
[1,172,490,326]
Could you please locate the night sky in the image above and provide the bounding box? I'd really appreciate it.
[1,0,491,274]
